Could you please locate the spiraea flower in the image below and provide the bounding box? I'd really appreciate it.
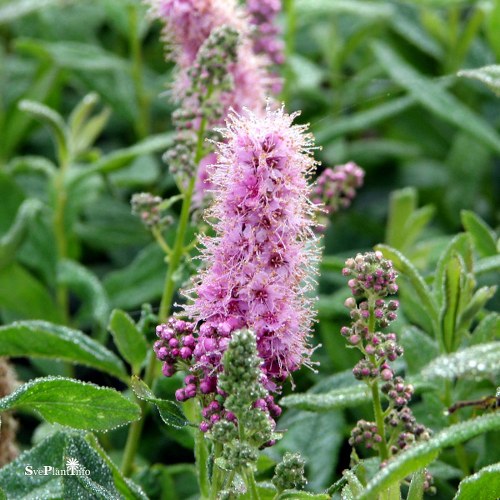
[313,162,364,230]
[146,0,271,115]
[247,0,284,65]
[184,105,319,381]
[155,106,319,431]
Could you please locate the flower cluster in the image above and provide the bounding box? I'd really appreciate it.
[131,193,173,229]
[184,106,319,382]
[146,0,271,117]
[341,252,432,489]
[246,0,284,94]
[155,107,319,433]
[313,162,364,229]
[272,452,307,493]
[206,329,277,491]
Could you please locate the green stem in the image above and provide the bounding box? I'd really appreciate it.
[245,469,259,500]
[368,298,389,461]
[121,117,208,477]
[129,5,149,139]
[444,380,470,476]
[53,155,70,325]
[371,379,389,461]
[210,444,224,499]
[282,0,296,105]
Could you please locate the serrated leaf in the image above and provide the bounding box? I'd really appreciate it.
[130,376,188,429]
[461,210,498,258]
[0,321,127,381]
[421,342,500,381]
[108,309,147,373]
[0,431,121,499]
[458,65,500,96]
[57,259,110,329]
[0,377,140,430]
[375,245,439,336]
[372,42,500,155]
[358,413,500,500]
[454,462,500,499]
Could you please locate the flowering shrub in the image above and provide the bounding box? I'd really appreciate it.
[0,1,499,499]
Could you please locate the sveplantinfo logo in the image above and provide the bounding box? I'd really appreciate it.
[25,457,91,476]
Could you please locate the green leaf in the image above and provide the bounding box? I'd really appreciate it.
[458,65,500,96]
[407,469,425,500]
[434,233,473,308]
[130,376,188,429]
[85,434,148,500]
[375,245,439,336]
[468,313,500,346]
[358,413,500,500]
[0,431,124,499]
[0,199,42,269]
[372,42,500,155]
[1,66,59,159]
[0,264,62,322]
[461,210,498,258]
[386,188,417,250]
[70,133,174,186]
[0,0,73,24]
[108,309,148,373]
[441,254,463,352]
[57,259,110,329]
[0,377,140,430]
[104,243,166,309]
[295,0,393,18]
[475,255,500,275]
[281,385,370,412]
[314,95,415,144]
[278,491,330,499]
[421,342,500,381]
[275,410,344,491]
[457,286,497,333]
[402,205,435,252]
[18,99,69,165]
[454,462,500,499]
[400,327,439,375]
[0,321,127,381]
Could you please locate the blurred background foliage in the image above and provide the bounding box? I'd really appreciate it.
[0,0,498,498]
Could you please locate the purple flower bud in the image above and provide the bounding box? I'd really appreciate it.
[199,421,210,432]
[175,388,187,401]
[180,347,192,359]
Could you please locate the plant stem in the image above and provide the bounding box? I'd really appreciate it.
[371,380,389,461]
[245,469,259,500]
[368,299,389,461]
[444,379,470,476]
[121,117,208,477]
[53,157,70,325]
[129,5,149,140]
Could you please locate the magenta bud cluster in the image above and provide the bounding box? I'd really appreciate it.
[343,251,398,297]
[349,420,383,450]
[312,162,364,226]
